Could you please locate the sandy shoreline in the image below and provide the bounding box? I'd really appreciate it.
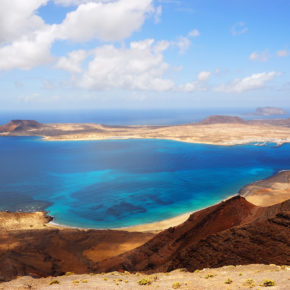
[8,167,290,233]
[46,167,290,232]
[2,118,290,147]
[42,134,290,147]
[46,194,240,233]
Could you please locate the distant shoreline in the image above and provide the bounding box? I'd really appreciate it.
[1,115,290,146]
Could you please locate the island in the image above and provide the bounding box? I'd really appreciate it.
[1,115,290,146]
[253,106,287,116]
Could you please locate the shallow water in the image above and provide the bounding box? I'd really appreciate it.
[0,137,289,228]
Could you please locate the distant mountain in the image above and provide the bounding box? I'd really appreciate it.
[254,107,287,116]
[199,115,246,125]
[0,120,42,133]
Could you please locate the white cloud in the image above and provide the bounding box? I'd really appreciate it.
[0,0,48,43]
[180,71,211,92]
[215,72,281,93]
[188,29,200,37]
[197,71,211,81]
[0,26,55,71]
[249,51,269,62]
[43,79,55,89]
[78,39,174,91]
[57,0,154,42]
[277,49,290,57]
[53,0,110,6]
[176,36,191,54]
[56,50,87,73]
[231,22,248,36]
[174,29,200,54]
[0,0,159,72]
[154,6,162,23]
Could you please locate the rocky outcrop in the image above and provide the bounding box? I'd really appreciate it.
[0,120,42,133]
[93,196,290,273]
[199,115,246,125]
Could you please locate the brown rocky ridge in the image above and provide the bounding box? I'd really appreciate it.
[92,195,290,273]
[198,115,246,124]
[0,120,42,133]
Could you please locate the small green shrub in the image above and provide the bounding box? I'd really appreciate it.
[138,278,152,285]
[49,280,60,285]
[225,278,233,284]
[204,273,215,279]
[243,279,255,288]
[262,280,275,287]
[172,282,181,289]
[65,272,73,276]
[81,279,88,283]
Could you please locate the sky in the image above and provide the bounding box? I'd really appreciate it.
[0,0,289,110]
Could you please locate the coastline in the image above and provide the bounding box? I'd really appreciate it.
[4,167,290,233]
[42,134,290,147]
[2,117,290,147]
[47,195,242,233]
[32,168,290,232]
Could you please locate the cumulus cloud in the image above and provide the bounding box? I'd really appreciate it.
[249,51,269,62]
[174,29,200,54]
[56,50,87,73]
[78,39,174,91]
[53,0,110,6]
[154,6,162,23]
[0,0,48,43]
[57,0,154,42]
[215,72,281,93]
[277,49,290,57]
[0,26,55,71]
[231,22,248,36]
[179,71,211,92]
[176,36,191,54]
[0,0,158,72]
[197,71,211,81]
[188,29,200,37]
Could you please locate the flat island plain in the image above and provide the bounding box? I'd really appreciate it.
[1,115,290,145]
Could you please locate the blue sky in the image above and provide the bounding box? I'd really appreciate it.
[0,0,289,110]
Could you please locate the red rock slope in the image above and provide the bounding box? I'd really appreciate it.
[94,196,290,273]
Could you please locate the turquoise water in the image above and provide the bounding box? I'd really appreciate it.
[0,137,289,228]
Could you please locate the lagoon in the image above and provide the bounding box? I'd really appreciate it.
[0,137,289,228]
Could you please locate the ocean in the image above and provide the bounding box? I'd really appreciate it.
[0,137,289,228]
[1,108,289,125]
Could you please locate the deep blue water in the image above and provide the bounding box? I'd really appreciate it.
[0,137,289,228]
